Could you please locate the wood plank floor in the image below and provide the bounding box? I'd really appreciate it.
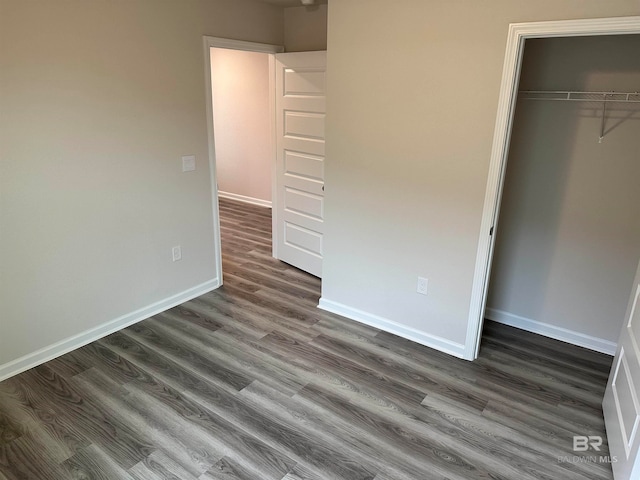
[0,197,614,480]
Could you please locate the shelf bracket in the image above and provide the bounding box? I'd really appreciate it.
[598,94,608,143]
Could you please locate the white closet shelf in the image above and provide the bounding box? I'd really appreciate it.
[519,90,640,103]
[518,90,640,142]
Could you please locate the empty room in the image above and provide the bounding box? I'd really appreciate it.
[1,1,640,479]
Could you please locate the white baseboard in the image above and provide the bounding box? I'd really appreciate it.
[0,278,221,382]
[318,298,467,359]
[485,308,616,356]
[218,191,271,209]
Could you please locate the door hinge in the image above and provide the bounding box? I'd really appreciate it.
[489,226,494,236]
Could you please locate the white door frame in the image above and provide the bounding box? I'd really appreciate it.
[202,36,284,284]
[465,16,640,361]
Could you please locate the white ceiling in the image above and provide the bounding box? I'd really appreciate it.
[252,0,328,7]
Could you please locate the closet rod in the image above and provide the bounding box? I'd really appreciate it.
[519,90,640,103]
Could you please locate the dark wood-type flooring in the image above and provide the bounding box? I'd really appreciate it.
[0,198,614,479]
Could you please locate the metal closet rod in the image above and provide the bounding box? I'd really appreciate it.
[519,90,640,103]
[518,90,640,143]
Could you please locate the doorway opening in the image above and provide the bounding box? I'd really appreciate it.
[209,46,278,287]
[203,37,327,299]
[211,47,274,210]
[203,37,282,285]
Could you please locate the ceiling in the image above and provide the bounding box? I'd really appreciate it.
[252,0,328,7]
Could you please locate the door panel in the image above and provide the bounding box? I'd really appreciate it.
[285,112,325,139]
[612,351,640,455]
[284,69,325,95]
[285,222,323,255]
[284,151,324,181]
[275,51,326,277]
[604,261,640,479]
[284,188,323,220]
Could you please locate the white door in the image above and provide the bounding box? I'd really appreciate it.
[603,259,640,479]
[274,51,326,278]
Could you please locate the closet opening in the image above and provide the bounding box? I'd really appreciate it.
[466,18,640,362]
[481,33,640,356]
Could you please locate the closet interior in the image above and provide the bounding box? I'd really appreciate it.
[485,34,640,354]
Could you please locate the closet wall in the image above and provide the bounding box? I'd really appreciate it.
[487,35,640,350]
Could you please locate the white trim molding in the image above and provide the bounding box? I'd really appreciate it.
[318,298,467,359]
[218,191,272,208]
[465,16,640,361]
[269,54,279,260]
[0,278,220,382]
[485,308,617,356]
[204,36,285,54]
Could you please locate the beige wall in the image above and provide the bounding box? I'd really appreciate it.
[322,0,640,355]
[211,48,272,203]
[487,35,640,344]
[284,5,328,52]
[0,0,283,370]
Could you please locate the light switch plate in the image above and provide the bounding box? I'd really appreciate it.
[182,155,196,172]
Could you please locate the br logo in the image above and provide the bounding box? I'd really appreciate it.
[573,436,603,452]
